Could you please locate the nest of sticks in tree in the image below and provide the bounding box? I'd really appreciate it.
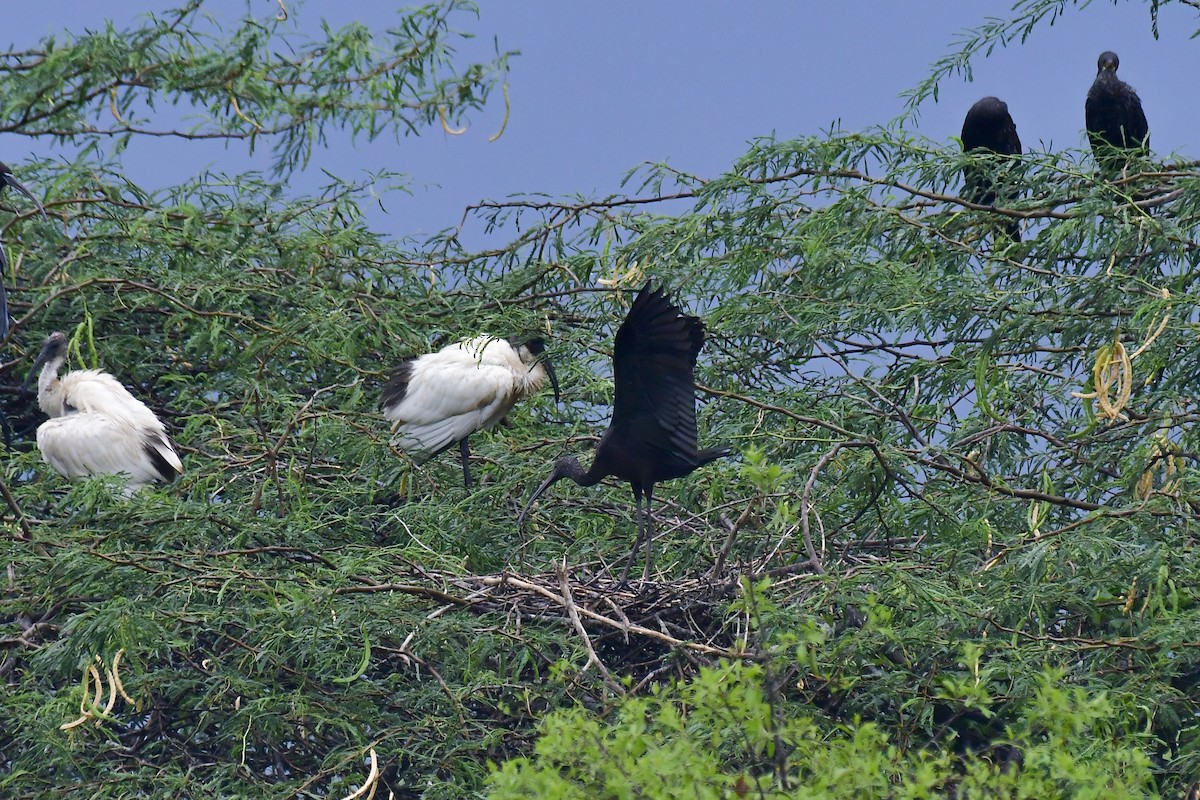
[346,562,765,686]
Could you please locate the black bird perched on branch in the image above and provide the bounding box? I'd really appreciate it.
[961,96,1023,242]
[0,162,46,340]
[1085,51,1149,175]
[381,336,560,489]
[518,281,729,583]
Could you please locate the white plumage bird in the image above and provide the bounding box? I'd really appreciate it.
[381,335,560,488]
[30,331,183,494]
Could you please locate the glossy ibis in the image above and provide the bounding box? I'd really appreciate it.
[29,331,183,494]
[381,335,560,489]
[518,281,729,582]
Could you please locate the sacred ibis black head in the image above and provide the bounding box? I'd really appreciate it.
[381,334,560,489]
[0,161,46,340]
[960,96,1023,241]
[28,331,184,495]
[1085,51,1149,175]
[517,281,729,582]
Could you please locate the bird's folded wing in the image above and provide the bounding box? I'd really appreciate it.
[387,362,514,454]
[63,372,167,431]
[37,413,174,486]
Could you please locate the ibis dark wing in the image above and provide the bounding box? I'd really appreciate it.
[610,282,705,460]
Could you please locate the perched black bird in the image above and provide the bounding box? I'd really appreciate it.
[1085,51,1149,175]
[961,96,1023,241]
[518,281,729,582]
[0,162,45,340]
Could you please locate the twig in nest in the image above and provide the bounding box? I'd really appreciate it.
[479,574,741,658]
[558,559,625,696]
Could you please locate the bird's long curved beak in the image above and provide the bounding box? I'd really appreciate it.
[542,358,561,405]
[516,470,559,529]
[25,348,53,387]
[2,172,47,218]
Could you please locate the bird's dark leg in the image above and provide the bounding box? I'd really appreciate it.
[642,486,655,581]
[458,438,474,489]
[619,487,645,585]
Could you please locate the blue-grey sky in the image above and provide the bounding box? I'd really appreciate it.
[5,2,1195,241]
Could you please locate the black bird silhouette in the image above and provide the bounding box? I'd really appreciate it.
[0,161,46,340]
[518,281,729,582]
[1085,51,1149,175]
[961,96,1023,242]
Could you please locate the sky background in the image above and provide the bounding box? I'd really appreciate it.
[3,1,1196,243]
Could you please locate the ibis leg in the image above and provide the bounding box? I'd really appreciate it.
[619,489,657,582]
[642,488,654,581]
[619,489,646,585]
[458,438,474,489]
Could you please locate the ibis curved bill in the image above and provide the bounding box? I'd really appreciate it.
[382,335,560,489]
[30,331,183,495]
[518,281,729,582]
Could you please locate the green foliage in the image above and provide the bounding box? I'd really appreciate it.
[0,0,512,174]
[2,1,1200,797]
[488,660,1157,799]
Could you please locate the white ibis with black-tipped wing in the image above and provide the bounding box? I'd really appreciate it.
[1085,51,1149,175]
[518,281,729,582]
[29,331,183,494]
[961,96,1023,241]
[0,162,46,340]
[381,335,560,489]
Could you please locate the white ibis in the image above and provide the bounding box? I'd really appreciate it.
[961,96,1023,241]
[29,331,183,494]
[518,281,729,582]
[0,162,46,340]
[381,335,560,489]
[1085,51,1149,174]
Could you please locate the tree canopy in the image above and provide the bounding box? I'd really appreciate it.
[3,1,1200,798]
